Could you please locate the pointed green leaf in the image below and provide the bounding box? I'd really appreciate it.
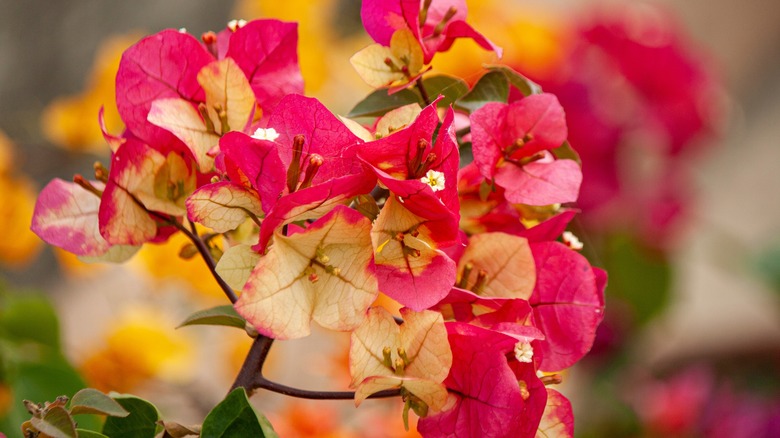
[455,71,509,113]
[347,89,420,118]
[177,305,246,330]
[421,75,469,107]
[69,388,129,417]
[486,64,542,96]
[30,405,76,438]
[201,388,278,437]
[101,395,161,438]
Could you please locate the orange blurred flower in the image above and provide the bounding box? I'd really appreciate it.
[79,308,193,393]
[131,230,227,304]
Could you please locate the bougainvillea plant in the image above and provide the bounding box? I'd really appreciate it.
[28,0,605,436]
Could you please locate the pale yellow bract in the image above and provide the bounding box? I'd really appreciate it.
[350,29,425,89]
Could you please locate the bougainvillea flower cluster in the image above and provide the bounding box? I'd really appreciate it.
[31,1,606,436]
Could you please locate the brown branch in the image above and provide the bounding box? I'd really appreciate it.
[229,336,402,400]
[416,78,432,107]
[173,220,238,304]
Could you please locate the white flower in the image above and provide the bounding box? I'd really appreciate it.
[251,128,280,142]
[228,19,248,32]
[420,169,445,192]
[562,231,583,250]
[514,342,534,363]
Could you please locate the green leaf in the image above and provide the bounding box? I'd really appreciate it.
[177,305,246,330]
[421,75,469,107]
[486,64,543,96]
[455,71,509,113]
[605,234,671,325]
[69,388,129,417]
[0,358,97,437]
[551,141,581,165]
[754,243,780,294]
[0,294,61,349]
[347,89,420,118]
[101,394,161,438]
[76,429,110,438]
[201,388,278,438]
[30,405,76,438]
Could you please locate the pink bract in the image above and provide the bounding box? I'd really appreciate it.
[417,322,545,438]
[529,241,606,371]
[116,20,303,153]
[218,131,285,215]
[430,287,545,343]
[361,0,501,63]
[31,179,119,258]
[470,95,582,206]
[116,29,212,151]
[359,101,460,246]
[249,94,377,252]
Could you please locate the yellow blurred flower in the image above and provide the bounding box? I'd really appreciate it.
[131,229,227,303]
[79,308,194,393]
[0,130,13,174]
[226,334,253,378]
[41,33,141,153]
[0,131,42,267]
[431,1,568,81]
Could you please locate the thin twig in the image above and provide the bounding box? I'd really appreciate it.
[254,377,401,400]
[416,78,431,106]
[174,220,239,304]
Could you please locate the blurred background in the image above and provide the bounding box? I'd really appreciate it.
[1,0,779,436]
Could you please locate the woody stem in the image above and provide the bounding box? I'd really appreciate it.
[171,219,239,304]
[230,335,402,400]
[416,78,431,106]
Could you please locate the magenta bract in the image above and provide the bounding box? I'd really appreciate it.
[116,20,303,155]
[359,101,460,246]
[529,241,606,371]
[470,95,582,205]
[361,0,501,63]
[418,322,545,438]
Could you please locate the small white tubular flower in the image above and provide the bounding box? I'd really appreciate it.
[562,231,583,250]
[251,128,280,142]
[178,28,187,33]
[420,169,446,192]
[514,342,534,363]
[228,19,248,32]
